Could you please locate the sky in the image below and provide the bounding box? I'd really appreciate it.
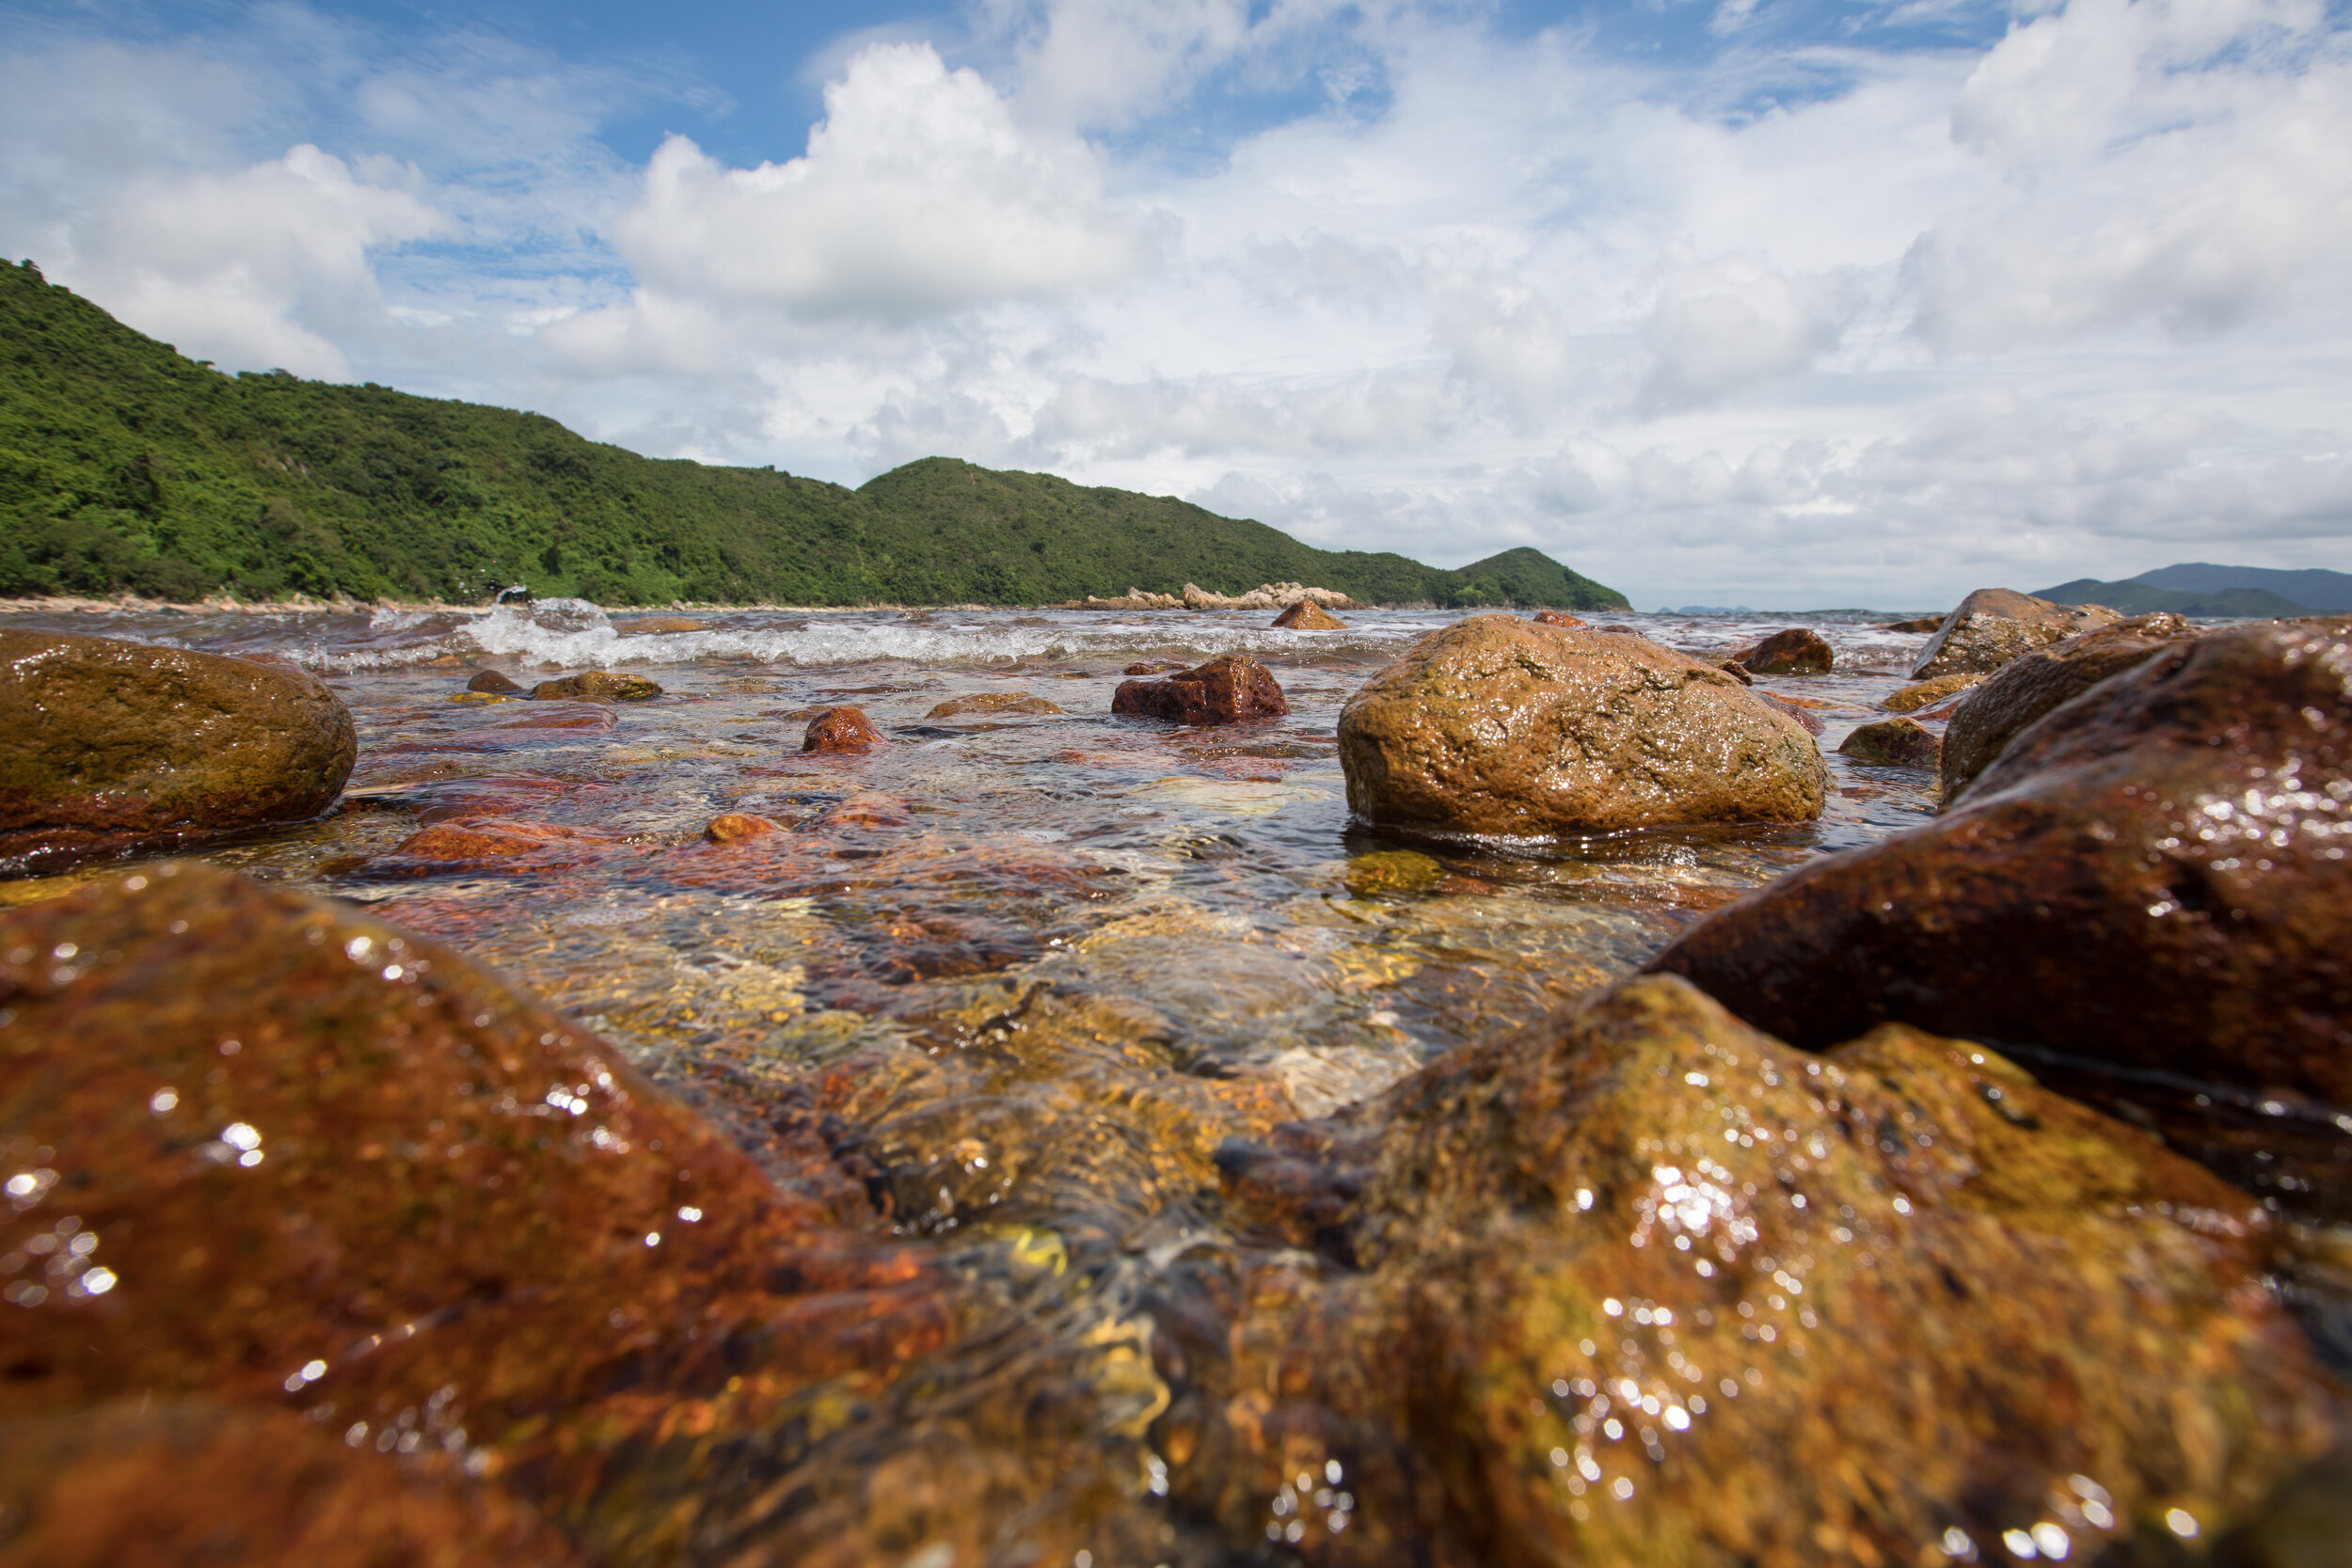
[4,0,2349,609]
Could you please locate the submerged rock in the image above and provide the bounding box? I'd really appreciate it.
[1111,655,1289,726]
[1273,601,1347,630]
[467,669,524,694]
[1648,616,2352,1104]
[803,705,884,752]
[1205,975,2340,1566]
[1908,589,2116,681]
[0,629,356,871]
[927,691,1064,719]
[1836,716,1941,768]
[1737,628,1834,675]
[703,811,786,844]
[1941,611,2198,807]
[530,672,662,702]
[1335,614,1825,837]
[1880,672,1982,712]
[0,863,949,1562]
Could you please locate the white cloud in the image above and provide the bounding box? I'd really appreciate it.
[1637,247,1850,409]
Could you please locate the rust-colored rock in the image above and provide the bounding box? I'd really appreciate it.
[624,617,706,635]
[926,692,1063,719]
[1336,614,1825,836]
[1881,614,1945,633]
[465,669,524,695]
[0,630,357,872]
[1941,611,2198,807]
[1738,627,1833,675]
[379,819,598,865]
[1836,716,1941,768]
[1204,975,2341,1566]
[1880,671,1981,712]
[1531,610,1586,627]
[803,705,884,752]
[530,672,661,702]
[1648,617,2352,1103]
[1111,655,1288,726]
[702,812,785,844]
[1273,601,1346,631]
[0,863,948,1560]
[1908,589,2117,681]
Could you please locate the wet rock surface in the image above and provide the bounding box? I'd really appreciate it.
[465,669,523,695]
[1881,671,1982,712]
[1532,610,1587,627]
[926,691,1064,718]
[1650,616,2352,1106]
[803,705,884,752]
[530,672,662,702]
[1274,601,1347,630]
[1837,716,1942,768]
[702,811,785,844]
[0,629,357,871]
[1205,975,2340,1567]
[1909,589,2117,681]
[1337,614,1826,836]
[1112,654,1289,726]
[1942,611,2199,807]
[1738,627,1834,675]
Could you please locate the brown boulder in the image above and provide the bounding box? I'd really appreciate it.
[1272,601,1346,630]
[530,672,661,702]
[1111,655,1288,726]
[1336,614,1825,836]
[702,811,785,844]
[1738,627,1833,675]
[803,705,884,752]
[1836,716,1941,768]
[1879,671,1981,712]
[1647,616,2352,1103]
[1531,610,1586,627]
[1717,660,1753,685]
[1941,611,2198,807]
[926,691,1063,719]
[0,630,356,872]
[465,669,524,694]
[1908,589,2117,681]
[1206,976,2339,1566]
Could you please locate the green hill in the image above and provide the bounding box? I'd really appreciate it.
[2035,577,2312,619]
[0,261,1626,611]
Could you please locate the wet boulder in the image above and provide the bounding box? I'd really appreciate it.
[1736,627,1833,675]
[1532,610,1586,627]
[1112,655,1289,726]
[803,705,884,752]
[927,692,1063,719]
[467,669,524,695]
[1908,589,2116,681]
[1648,617,2352,1103]
[1207,975,2340,1566]
[1336,614,1825,837]
[0,629,357,872]
[1879,672,1981,712]
[1273,601,1346,630]
[530,672,661,702]
[1836,716,1941,768]
[1941,611,2198,807]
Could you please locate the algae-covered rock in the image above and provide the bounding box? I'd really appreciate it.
[1836,716,1941,768]
[1941,611,2197,807]
[927,692,1064,719]
[1336,614,1825,837]
[1880,672,1981,712]
[530,672,661,702]
[0,629,356,870]
[1205,975,2341,1567]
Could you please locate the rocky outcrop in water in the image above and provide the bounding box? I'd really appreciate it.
[1908,589,2116,681]
[1203,975,2339,1566]
[1184,581,1359,611]
[1273,601,1346,630]
[928,691,1064,718]
[803,705,884,752]
[1336,615,1825,836]
[1735,627,1833,675]
[531,671,662,702]
[1648,616,2352,1104]
[1112,655,1289,725]
[467,668,524,694]
[1836,716,1941,768]
[1940,611,2197,807]
[0,629,356,872]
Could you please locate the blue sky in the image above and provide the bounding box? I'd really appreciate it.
[5,0,2348,607]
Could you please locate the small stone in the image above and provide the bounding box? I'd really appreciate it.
[1881,614,1945,632]
[1739,627,1834,675]
[1111,655,1289,726]
[1879,672,1982,712]
[466,669,524,694]
[703,812,784,844]
[1530,610,1585,627]
[926,692,1063,719]
[1718,659,1754,685]
[803,706,884,752]
[1272,601,1346,630]
[1837,716,1942,768]
[531,672,663,702]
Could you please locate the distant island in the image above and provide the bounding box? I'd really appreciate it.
[0,261,1626,612]
[2037,563,2352,619]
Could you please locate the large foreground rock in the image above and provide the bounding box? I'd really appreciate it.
[1202,975,2339,1566]
[1648,616,2352,1103]
[1940,611,2196,806]
[0,630,356,869]
[1112,654,1288,725]
[1909,589,2116,681]
[0,863,948,1562]
[1337,614,1825,836]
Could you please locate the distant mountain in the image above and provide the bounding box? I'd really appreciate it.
[2036,578,2315,619]
[2128,562,2352,612]
[0,261,1625,610]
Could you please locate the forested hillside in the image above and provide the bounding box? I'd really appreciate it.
[0,261,1626,610]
